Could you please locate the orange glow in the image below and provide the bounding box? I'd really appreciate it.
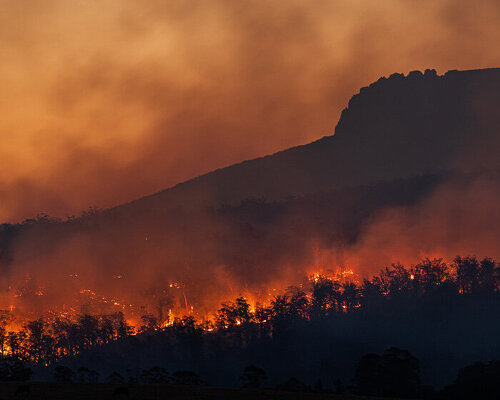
[1,1,499,222]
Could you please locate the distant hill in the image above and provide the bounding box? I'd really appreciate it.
[1,67,499,315]
[110,67,500,219]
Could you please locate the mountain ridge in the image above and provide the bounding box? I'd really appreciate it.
[108,67,500,218]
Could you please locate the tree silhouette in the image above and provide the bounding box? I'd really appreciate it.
[440,360,500,400]
[172,370,206,386]
[138,314,159,335]
[52,365,74,382]
[78,366,100,383]
[107,371,125,384]
[141,366,169,384]
[478,258,498,293]
[286,287,309,320]
[415,258,449,293]
[0,359,33,381]
[240,365,268,388]
[353,347,420,398]
[277,377,311,392]
[311,276,339,317]
[341,282,359,310]
[455,256,480,294]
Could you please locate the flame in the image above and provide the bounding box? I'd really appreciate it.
[0,262,359,334]
[0,250,485,362]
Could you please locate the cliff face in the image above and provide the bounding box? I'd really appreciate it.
[332,68,500,182]
[112,67,500,217]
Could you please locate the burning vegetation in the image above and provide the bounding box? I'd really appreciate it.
[0,171,498,387]
[0,255,497,367]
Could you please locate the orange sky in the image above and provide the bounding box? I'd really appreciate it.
[1,0,499,222]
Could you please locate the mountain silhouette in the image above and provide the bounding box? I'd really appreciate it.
[109,67,500,219]
[0,68,499,393]
[1,67,499,308]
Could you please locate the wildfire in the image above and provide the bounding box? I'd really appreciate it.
[0,252,483,364]
[0,264,355,337]
[308,267,358,285]
[0,254,493,365]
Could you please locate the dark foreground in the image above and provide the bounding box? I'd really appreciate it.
[0,382,401,400]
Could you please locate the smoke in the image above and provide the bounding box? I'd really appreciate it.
[0,0,499,325]
[1,0,500,221]
[345,173,500,275]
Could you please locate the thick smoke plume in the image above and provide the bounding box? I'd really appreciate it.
[1,0,500,221]
[346,173,500,275]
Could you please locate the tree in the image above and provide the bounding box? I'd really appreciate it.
[440,360,500,400]
[240,365,268,388]
[215,303,236,329]
[78,315,99,349]
[1,359,33,381]
[7,331,27,360]
[455,256,480,294]
[215,297,253,330]
[172,316,198,335]
[25,319,53,364]
[78,366,100,383]
[353,347,420,398]
[311,276,339,317]
[141,366,169,384]
[0,311,13,357]
[415,258,449,293]
[382,263,413,296]
[478,258,498,293]
[234,297,253,325]
[276,377,311,392]
[111,312,133,338]
[53,365,74,382]
[138,314,159,335]
[341,282,359,311]
[254,303,271,325]
[286,288,309,320]
[107,371,125,384]
[172,370,206,386]
[360,278,385,307]
[88,369,100,383]
[270,295,288,320]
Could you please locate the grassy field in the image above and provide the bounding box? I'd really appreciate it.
[0,382,401,400]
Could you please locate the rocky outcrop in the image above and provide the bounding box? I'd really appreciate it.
[110,68,500,218]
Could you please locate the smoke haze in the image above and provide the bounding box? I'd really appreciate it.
[1,0,500,221]
[346,173,500,274]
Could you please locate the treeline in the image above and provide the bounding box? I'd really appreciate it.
[0,256,498,365]
[0,313,132,364]
[215,256,499,331]
[4,346,500,399]
[0,255,499,396]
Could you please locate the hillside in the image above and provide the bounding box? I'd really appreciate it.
[0,67,499,324]
[0,68,499,392]
[109,67,500,219]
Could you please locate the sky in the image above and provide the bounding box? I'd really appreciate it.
[1,0,500,222]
